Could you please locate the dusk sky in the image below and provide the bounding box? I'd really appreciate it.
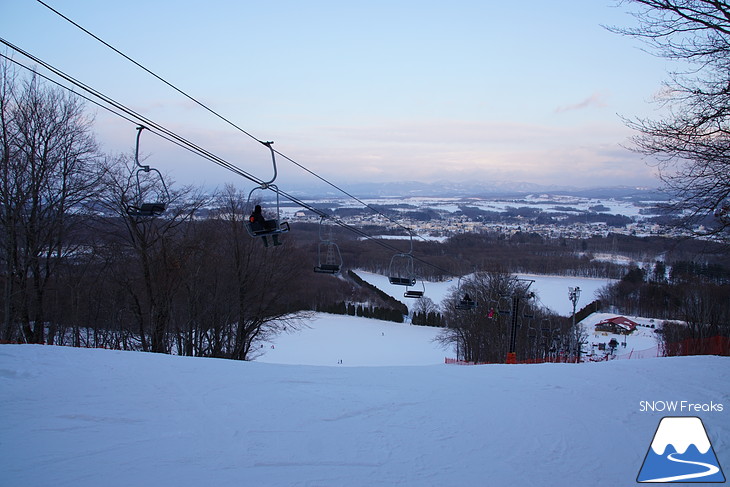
[1,1,676,191]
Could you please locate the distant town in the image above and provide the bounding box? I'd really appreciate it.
[275,188,695,241]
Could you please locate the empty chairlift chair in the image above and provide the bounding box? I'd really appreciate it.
[388,252,417,287]
[388,249,424,299]
[314,217,343,274]
[403,280,425,299]
[126,126,170,218]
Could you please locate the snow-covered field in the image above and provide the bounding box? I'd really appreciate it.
[354,270,615,316]
[280,193,655,221]
[2,312,728,487]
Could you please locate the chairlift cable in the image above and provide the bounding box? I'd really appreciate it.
[0,52,250,180]
[0,53,139,125]
[35,0,268,149]
[0,38,266,188]
[34,0,430,241]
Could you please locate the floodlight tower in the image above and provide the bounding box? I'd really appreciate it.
[568,286,581,362]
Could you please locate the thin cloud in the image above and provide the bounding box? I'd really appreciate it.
[555,92,609,113]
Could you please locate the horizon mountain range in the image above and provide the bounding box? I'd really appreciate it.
[282,179,669,200]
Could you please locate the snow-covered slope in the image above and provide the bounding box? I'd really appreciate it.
[353,270,615,316]
[1,336,728,487]
[257,313,449,366]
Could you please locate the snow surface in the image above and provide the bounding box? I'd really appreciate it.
[257,314,450,366]
[2,316,728,487]
[354,270,615,316]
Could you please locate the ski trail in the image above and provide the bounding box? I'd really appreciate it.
[642,452,720,483]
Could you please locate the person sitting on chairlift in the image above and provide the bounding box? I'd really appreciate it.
[249,205,281,247]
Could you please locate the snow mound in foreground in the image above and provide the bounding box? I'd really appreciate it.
[1,343,727,487]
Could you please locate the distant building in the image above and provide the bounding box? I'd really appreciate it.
[595,316,638,335]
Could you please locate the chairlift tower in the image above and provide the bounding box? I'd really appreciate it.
[568,286,581,362]
[506,278,535,364]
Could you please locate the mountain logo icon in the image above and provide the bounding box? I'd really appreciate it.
[637,416,726,483]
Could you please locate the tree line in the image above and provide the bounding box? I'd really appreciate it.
[316,301,405,323]
[597,263,730,345]
[435,272,577,364]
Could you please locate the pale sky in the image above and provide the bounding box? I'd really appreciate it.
[1,0,674,191]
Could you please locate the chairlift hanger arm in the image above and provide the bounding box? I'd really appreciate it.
[257,140,277,188]
[132,126,170,200]
[134,125,148,170]
[246,141,280,203]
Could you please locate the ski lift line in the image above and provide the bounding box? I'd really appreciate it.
[3,50,450,278]
[272,147,421,239]
[0,52,141,126]
[1,40,455,278]
[2,44,378,244]
[0,38,269,189]
[4,45,361,243]
[0,53,247,182]
[35,0,267,149]
[35,1,431,243]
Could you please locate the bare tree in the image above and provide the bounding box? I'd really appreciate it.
[214,184,308,360]
[410,295,438,325]
[96,152,203,353]
[609,0,730,241]
[438,272,518,363]
[438,272,571,363]
[0,63,101,343]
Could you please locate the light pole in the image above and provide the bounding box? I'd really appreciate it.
[568,286,581,362]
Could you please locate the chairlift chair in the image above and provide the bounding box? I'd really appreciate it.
[403,280,425,299]
[245,193,290,238]
[388,252,417,287]
[126,126,170,218]
[388,231,418,285]
[387,233,425,297]
[244,141,290,240]
[455,276,477,311]
[456,296,477,310]
[314,262,341,274]
[497,295,513,315]
[314,217,343,274]
[522,292,536,318]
